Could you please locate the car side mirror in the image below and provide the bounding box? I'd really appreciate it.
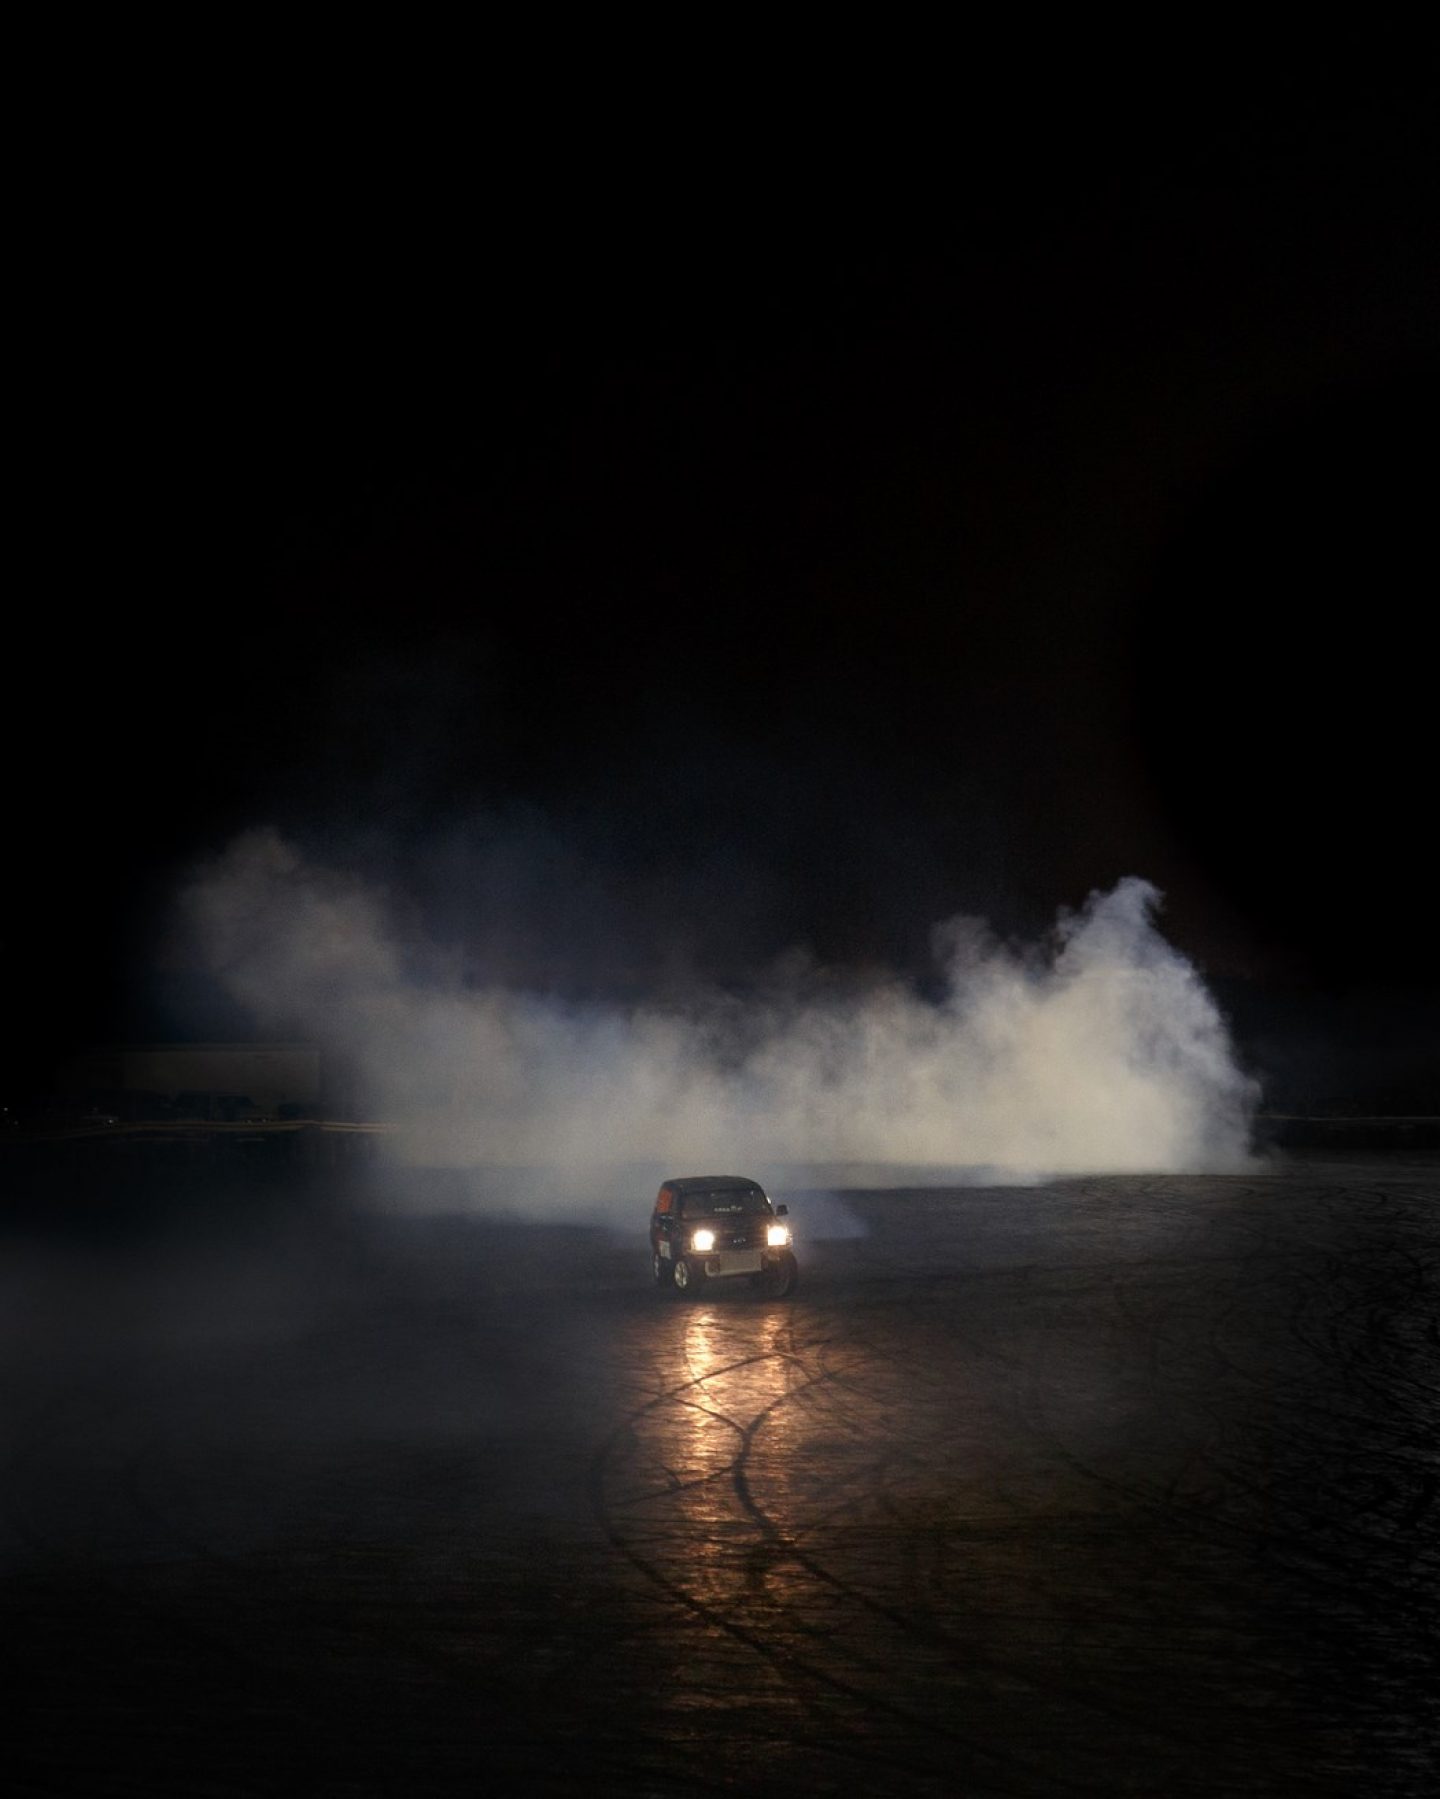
[775,1204,788,1217]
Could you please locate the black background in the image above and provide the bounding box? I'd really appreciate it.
[8,45,1437,1108]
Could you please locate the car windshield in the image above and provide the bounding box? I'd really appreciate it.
[679,1188,770,1218]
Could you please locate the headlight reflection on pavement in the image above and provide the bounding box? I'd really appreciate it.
[667,1308,812,1617]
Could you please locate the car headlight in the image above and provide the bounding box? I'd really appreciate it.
[767,1224,790,1247]
[691,1229,716,1253]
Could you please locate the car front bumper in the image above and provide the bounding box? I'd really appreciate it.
[700,1249,765,1277]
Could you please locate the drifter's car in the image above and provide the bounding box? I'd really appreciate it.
[650,1174,797,1298]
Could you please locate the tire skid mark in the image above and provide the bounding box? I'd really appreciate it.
[638,1296,1202,1789]
[816,1205,1436,1769]
[732,1361,1229,1759]
[591,1319,1078,1795]
[1011,1331,1438,1628]
[13,1348,740,1796]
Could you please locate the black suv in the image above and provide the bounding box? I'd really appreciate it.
[650,1175,797,1298]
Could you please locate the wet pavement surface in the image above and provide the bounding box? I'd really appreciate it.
[3,1157,1437,1794]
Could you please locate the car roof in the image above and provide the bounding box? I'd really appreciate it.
[661,1174,762,1191]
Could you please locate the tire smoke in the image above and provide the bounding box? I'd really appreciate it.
[183,831,1257,1203]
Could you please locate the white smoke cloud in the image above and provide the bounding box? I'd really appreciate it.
[183,831,1257,1203]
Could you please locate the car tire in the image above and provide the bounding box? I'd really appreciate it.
[652,1250,674,1288]
[672,1256,706,1299]
[753,1251,798,1299]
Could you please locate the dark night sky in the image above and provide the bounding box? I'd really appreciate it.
[9,50,1438,1103]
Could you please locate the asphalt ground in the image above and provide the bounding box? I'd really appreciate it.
[3,1156,1436,1796]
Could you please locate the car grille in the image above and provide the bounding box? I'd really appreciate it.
[714,1220,768,1251]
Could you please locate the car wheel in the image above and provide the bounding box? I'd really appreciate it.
[672,1256,705,1299]
[652,1250,674,1287]
[754,1251,798,1299]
